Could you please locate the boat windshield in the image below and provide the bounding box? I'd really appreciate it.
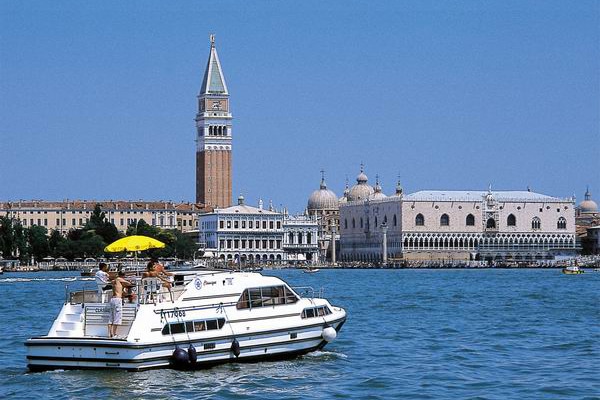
[236,285,298,309]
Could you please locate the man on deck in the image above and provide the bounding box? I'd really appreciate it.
[108,271,132,338]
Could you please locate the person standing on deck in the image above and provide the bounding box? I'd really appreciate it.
[108,271,132,338]
[95,263,111,290]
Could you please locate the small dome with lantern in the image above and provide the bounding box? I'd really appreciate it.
[338,178,350,204]
[369,175,387,200]
[347,164,374,202]
[579,187,598,213]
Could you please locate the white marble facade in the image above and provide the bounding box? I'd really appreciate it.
[340,188,577,262]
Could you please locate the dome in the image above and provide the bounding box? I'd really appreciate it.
[307,175,339,210]
[347,165,374,201]
[579,187,598,213]
[369,175,387,200]
[394,178,403,197]
[339,179,350,204]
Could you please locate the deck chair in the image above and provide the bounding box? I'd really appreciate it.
[96,283,110,303]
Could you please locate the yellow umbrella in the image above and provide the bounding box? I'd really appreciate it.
[104,235,165,253]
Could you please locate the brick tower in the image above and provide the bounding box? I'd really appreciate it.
[195,34,232,208]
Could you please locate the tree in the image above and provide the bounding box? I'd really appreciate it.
[85,204,121,244]
[28,225,50,261]
[0,216,29,261]
[48,230,67,258]
[0,216,16,258]
[170,230,198,259]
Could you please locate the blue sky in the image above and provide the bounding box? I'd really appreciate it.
[1,0,598,212]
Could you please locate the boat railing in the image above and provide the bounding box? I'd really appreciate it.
[66,279,186,305]
[291,286,324,299]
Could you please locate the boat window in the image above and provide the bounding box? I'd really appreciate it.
[249,288,263,308]
[194,321,206,331]
[162,318,225,335]
[302,305,332,319]
[237,285,298,310]
[170,323,185,334]
[237,290,250,309]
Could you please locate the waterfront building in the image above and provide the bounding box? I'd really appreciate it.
[307,172,340,262]
[400,189,576,262]
[339,195,403,263]
[198,196,285,263]
[586,225,600,254]
[195,35,233,208]
[575,187,599,254]
[283,213,319,264]
[576,187,599,224]
[0,200,203,234]
[339,173,578,262]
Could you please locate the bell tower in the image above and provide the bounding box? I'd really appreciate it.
[196,34,233,208]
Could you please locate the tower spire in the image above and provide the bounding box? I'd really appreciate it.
[200,34,228,95]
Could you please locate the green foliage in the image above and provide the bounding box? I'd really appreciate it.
[85,204,122,244]
[0,208,196,263]
[0,216,29,260]
[48,230,67,257]
[28,225,50,261]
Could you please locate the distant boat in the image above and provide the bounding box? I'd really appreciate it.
[562,266,584,275]
[303,267,320,274]
[80,267,97,277]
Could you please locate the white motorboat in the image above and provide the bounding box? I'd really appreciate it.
[26,270,346,371]
[303,267,320,274]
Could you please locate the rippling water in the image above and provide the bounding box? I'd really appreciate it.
[1,269,599,399]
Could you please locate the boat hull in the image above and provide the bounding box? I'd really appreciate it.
[26,317,345,371]
[562,268,584,274]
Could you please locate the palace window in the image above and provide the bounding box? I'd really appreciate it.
[466,214,475,226]
[486,218,496,229]
[352,218,356,229]
[415,214,424,226]
[393,215,397,226]
[440,214,449,226]
[507,214,516,226]
[557,217,567,230]
[344,219,348,229]
[531,217,541,230]
[360,218,363,228]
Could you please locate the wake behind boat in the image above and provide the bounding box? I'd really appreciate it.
[25,270,346,371]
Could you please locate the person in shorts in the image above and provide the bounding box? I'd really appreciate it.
[108,271,132,338]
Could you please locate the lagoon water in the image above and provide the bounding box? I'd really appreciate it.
[1,269,599,399]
